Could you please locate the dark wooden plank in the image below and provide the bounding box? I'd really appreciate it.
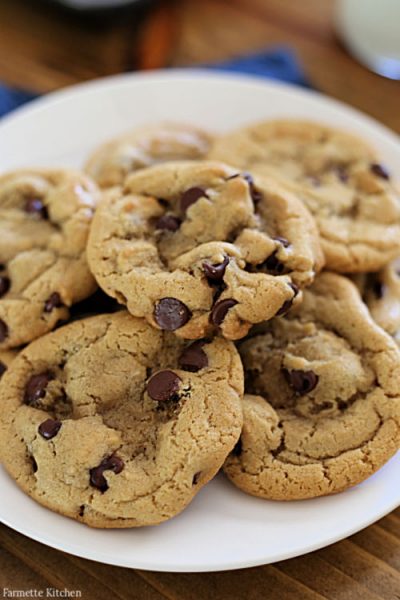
[138,566,328,600]
[0,524,166,600]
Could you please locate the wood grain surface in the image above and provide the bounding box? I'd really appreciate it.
[0,0,399,598]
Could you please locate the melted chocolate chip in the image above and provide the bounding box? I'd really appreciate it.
[24,372,53,405]
[0,319,9,342]
[180,187,208,213]
[179,341,208,372]
[203,256,229,283]
[78,505,85,517]
[276,283,299,316]
[210,298,238,326]
[89,454,124,493]
[44,292,63,313]
[154,297,192,331]
[263,251,286,275]
[24,197,48,218]
[0,276,10,298]
[155,214,182,232]
[0,361,7,378]
[283,368,319,396]
[370,163,390,180]
[147,370,181,402]
[242,172,263,205]
[38,418,62,440]
[192,472,202,485]
[273,236,290,248]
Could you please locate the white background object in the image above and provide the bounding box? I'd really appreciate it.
[0,71,399,572]
[336,0,400,79]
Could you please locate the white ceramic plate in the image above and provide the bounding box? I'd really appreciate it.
[0,71,399,572]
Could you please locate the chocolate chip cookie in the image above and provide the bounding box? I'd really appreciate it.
[209,120,400,273]
[0,169,100,349]
[85,123,212,188]
[87,161,323,341]
[0,350,17,381]
[0,311,243,527]
[224,272,400,500]
[356,257,400,345]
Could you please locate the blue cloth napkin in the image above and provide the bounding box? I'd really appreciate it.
[0,48,310,119]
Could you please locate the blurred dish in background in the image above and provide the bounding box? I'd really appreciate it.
[48,0,146,12]
[336,0,400,80]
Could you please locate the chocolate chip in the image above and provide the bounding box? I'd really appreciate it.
[335,165,349,183]
[89,454,124,493]
[370,163,390,180]
[283,368,319,395]
[147,370,181,402]
[203,256,229,283]
[38,418,62,440]
[0,276,10,298]
[155,214,182,232]
[180,187,207,213]
[44,292,63,313]
[0,361,7,378]
[263,251,286,275]
[0,264,5,271]
[78,505,85,517]
[154,297,192,331]
[232,437,242,456]
[24,197,48,218]
[0,319,9,342]
[24,371,53,405]
[276,283,299,316]
[179,341,208,372]
[242,172,263,205]
[210,298,238,326]
[192,472,202,485]
[157,198,169,208]
[273,236,290,248]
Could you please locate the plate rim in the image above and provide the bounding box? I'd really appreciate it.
[0,69,399,572]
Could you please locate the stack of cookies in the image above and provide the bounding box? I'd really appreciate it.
[1,120,399,529]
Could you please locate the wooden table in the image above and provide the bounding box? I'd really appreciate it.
[0,1,399,598]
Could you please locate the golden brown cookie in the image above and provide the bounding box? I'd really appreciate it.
[224,272,400,500]
[0,349,17,382]
[209,119,400,273]
[0,312,243,527]
[85,123,213,188]
[87,161,323,341]
[355,257,400,346]
[0,169,100,349]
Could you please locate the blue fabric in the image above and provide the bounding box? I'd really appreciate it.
[0,47,309,118]
[0,86,37,118]
[205,48,310,88]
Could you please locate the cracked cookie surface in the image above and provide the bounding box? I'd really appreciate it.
[87,161,323,341]
[0,311,243,527]
[208,120,400,273]
[224,272,400,500]
[0,169,100,349]
[85,123,213,188]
